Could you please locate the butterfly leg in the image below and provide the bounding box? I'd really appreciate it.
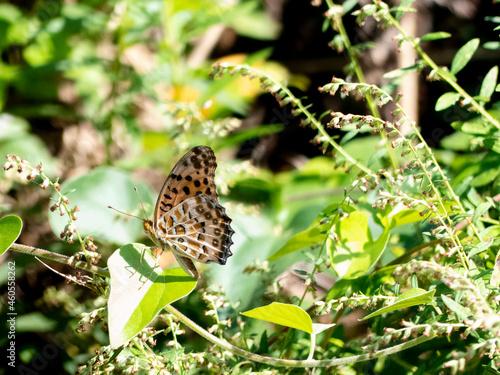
[129,246,159,279]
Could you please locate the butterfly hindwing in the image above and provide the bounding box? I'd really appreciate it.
[156,194,233,265]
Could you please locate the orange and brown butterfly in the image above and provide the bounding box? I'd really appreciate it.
[142,146,234,278]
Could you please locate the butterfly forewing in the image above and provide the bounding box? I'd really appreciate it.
[154,146,219,225]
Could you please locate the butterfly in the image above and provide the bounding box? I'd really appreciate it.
[142,146,234,278]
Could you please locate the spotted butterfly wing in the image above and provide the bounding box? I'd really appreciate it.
[143,146,234,278]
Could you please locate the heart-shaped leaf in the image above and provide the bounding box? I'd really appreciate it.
[108,244,197,347]
[0,215,22,256]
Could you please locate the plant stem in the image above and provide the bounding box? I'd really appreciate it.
[165,303,434,368]
[9,243,109,278]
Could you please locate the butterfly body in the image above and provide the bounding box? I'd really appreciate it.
[144,146,234,278]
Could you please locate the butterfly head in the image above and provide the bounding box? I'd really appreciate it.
[143,219,157,244]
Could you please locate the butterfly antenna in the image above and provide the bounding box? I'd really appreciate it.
[107,206,143,221]
[134,187,149,219]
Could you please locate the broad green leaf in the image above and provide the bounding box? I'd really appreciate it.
[441,295,471,321]
[49,166,155,245]
[330,211,390,279]
[360,288,435,320]
[451,38,480,75]
[387,204,425,228]
[241,302,313,334]
[479,66,498,101]
[0,215,22,256]
[108,244,197,347]
[435,92,460,111]
[420,32,451,41]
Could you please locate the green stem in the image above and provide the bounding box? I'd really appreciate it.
[326,0,399,169]
[165,303,434,368]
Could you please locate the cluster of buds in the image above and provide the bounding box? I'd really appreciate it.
[201,286,233,335]
[83,236,98,252]
[49,196,74,217]
[60,223,77,243]
[3,154,44,182]
[320,78,394,107]
[5,153,102,266]
[313,293,392,316]
[77,307,106,333]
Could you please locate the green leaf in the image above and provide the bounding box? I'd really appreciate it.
[383,63,422,79]
[441,295,471,321]
[478,66,498,101]
[451,118,494,135]
[435,92,460,111]
[0,215,22,256]
[108,244,197,347]
[16,312,57,332]
[451,38,480,75]
[473,202,493,223]
[420,32,451,41]
[360,288,435,320]
[268,203,339,261]
[482,137,500,154]
[241,302,313,334]
[467,238,493,258]
[470,165,500,187]
[482,365,500,375]
[388,205,426,228]
[49,166,155,245]
[330,211,390,279]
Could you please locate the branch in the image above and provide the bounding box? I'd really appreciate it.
[9,243,109,278]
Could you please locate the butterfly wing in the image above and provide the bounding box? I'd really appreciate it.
[172,252,199,278]
[153,146,219,225]
[151,146,234,278]
[156,194,234,265]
